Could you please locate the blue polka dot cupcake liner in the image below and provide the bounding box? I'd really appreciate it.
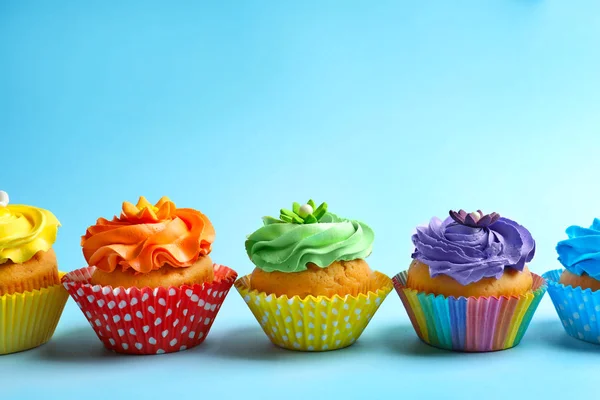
[544,269,600,345]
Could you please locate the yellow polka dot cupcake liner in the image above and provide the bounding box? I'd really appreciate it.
[0,272,69,355]
[235,272,392,351]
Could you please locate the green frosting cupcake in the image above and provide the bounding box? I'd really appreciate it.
[245,200,374,273]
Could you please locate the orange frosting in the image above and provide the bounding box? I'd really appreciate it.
[81,196,215,273]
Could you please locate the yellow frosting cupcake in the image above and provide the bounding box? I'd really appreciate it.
[0,190,68,354]
[0,197,61,295]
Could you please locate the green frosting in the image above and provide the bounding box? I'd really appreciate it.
[245,201,374,273]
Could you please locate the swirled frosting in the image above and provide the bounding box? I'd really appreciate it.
[412,213,535,285]
[0,204,60,264]
[81,196,215,273]
[556,219,600,279]
[245,211,374,273]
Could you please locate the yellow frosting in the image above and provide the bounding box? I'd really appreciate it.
[0,205,60,265]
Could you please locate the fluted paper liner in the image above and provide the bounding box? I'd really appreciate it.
[62,264,237,355]
[393,270,547,352]
[0,272,69,355]
[235,271,392,351]
[1,269,62,295]
[544,268,600,345]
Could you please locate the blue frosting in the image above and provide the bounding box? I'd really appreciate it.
[556,218,600,278]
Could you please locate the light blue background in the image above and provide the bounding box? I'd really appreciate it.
[1,0,600,398]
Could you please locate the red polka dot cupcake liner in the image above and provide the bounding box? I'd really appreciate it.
[61,264,237,355]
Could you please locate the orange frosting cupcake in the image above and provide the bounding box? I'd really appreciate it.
[82,196,214,273]
[82,196,216,288]
[65,196,238,355]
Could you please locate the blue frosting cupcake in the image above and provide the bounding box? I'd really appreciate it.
[544,218,600,344]
[556,219,600,289]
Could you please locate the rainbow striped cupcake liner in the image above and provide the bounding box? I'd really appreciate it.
[544,269,600,345]
[235,272,392,352]
[392,271,547,352]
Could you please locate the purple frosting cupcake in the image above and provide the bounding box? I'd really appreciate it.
[411,209,536,286]
[392,209,547,352]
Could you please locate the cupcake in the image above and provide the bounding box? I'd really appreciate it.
[0,190,69,354]
[62,196,237,355]
[393,209,547,352]
[544,218,600,344]
[236,199,392,352]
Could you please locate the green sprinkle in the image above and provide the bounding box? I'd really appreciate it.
[269,199,330,224]
[304,214,318,224]
[280,209,296,218]
[280,215,294,223]
[313,202,328,220]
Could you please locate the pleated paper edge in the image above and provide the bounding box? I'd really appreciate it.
[393,270,548,302]
[235,271,393,303]
[392,269,548,352]
[0,272,69,355]
[61,264,238,297]
[235,271,393,351]
[544,268,600,345]
[61,264,238,355]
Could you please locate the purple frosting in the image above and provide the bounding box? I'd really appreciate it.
[411,216,536,285]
